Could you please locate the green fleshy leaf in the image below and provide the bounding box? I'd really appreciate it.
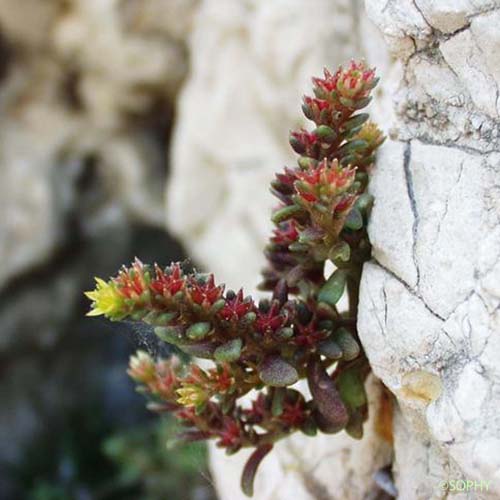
[337,139,368,157]
[298,226,325,243]
[259,356,299,387]
[314,125,336,142]
[342,113,369,132]
[275,327,294,340]
[210,299,226,314]
[154,326,183,344]
[186,322,212,340]
[289,135,305,154]
[339,96,356,108]
[271,205,302,224]
[329,240,351,263]
[344,208,363,231]
[340,153,357,166]
[340,95,372,109]
[355,193,374,217]
[242,311,257,325]
[214,338,242,362]
[356,154,376,167]
[177,340,216,359]
[297,156,317,170]
[271,388,285,417]
[366,76,380,90]
[313,87,328,99]
[300,416,318,436]
[317,338,343,360]
[345,409,364,439]
[337,367,367,409]
[302,103,313,120]
[288,242,309,253]
[334,327,360,361]
[318,269,347,306]
[195,400,207,416]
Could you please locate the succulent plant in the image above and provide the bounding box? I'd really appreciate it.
[86,60,384,496]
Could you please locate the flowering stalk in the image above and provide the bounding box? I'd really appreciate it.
[86,60,384,496]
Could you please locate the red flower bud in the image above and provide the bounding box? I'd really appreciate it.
[219,289,255,321]
[187,274,224,308]
[150,263,185,297]
[217,417,242,448]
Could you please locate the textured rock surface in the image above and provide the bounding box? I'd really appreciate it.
[0,2,197,495]
[0,0,197,288]
[167,1,393,499]
[359,1,500,498]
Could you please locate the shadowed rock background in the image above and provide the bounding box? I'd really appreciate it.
[0,1,215,499]
[1,0,499,499]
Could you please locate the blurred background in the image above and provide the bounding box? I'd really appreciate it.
[0,0,217,498]
[0,0,389,499]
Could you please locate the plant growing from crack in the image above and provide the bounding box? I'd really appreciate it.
[86,60,384,496]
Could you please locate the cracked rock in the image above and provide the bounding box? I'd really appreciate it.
[362,1,500,497]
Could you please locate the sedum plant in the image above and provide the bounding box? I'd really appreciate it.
[86,60,384,497]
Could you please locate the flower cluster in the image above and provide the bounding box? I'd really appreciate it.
[86,60,384,496]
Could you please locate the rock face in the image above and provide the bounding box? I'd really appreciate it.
[0,2,196,495]
[359,1,500,498]
[0,0,198,288]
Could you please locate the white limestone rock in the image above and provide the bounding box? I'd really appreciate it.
[0,0,197,287]
[361,0,500,497]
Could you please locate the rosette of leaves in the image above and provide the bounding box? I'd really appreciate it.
[86,60,384,496]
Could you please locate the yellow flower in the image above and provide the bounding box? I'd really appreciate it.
[176,384,208,407]
[85,277,124,318]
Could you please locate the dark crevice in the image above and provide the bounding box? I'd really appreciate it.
[0,29,13,83]
[402,141,421,288]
